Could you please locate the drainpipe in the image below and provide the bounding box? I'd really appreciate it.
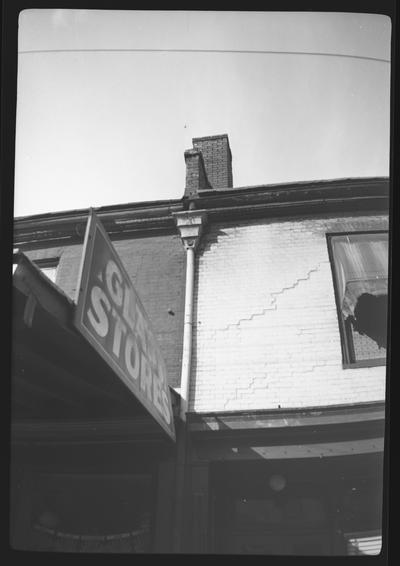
[181,243,194,419]
[173,210,207,421]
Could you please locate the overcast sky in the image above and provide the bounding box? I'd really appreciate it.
[14,10,391,218]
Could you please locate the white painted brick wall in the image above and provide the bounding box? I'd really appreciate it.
[190,214,388,412]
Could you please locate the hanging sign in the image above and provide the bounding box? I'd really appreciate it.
[74,210,175,441]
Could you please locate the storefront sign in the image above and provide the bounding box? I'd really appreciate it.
[74,211,175,440]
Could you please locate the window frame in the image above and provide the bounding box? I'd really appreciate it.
[326,230,388,369]
[33,257,60,283]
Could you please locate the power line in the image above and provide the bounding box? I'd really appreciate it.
[18,47,390,63]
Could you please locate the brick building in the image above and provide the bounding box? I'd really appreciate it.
[10,134,389,555]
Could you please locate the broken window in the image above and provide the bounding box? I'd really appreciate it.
[329,232,388,365]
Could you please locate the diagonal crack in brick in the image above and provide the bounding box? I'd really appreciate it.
[223,376,260,409]
[217,261,327,332]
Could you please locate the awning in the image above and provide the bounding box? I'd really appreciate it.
[187,404,385,461]
[11,251,178,441]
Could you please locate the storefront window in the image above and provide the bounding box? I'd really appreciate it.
[337,482,383,555]
[18,473,154,553]
[211,458,383,556]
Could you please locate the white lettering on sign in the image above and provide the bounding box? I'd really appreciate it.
[85,259,171,425]
[75,212,175,440]
[125,334,140,381]
[87,286,111,337]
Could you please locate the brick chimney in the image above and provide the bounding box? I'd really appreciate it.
[184,134,233,197]
[184,149,212,197]
[192,134,233,189]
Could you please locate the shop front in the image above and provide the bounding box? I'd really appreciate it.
[211,454,383,555]
[184,406,385,556]
[10,440,169,553]
[10,234,179,553]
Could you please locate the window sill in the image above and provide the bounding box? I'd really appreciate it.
[343,359,386,369]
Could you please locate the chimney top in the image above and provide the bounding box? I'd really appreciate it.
[192,133,230,143]
[190,134,233,191]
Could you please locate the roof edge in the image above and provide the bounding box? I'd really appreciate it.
[13,176,389,247]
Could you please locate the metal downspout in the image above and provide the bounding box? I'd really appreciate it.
[180,244,195,420]
[173,210,207,420]
[172,209,207,553]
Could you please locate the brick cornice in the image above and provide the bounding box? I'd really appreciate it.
[187,176,389,221]
[13,177,389,247]
[13,200,184,247]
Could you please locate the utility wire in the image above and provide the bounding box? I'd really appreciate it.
[18,47,390,63]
